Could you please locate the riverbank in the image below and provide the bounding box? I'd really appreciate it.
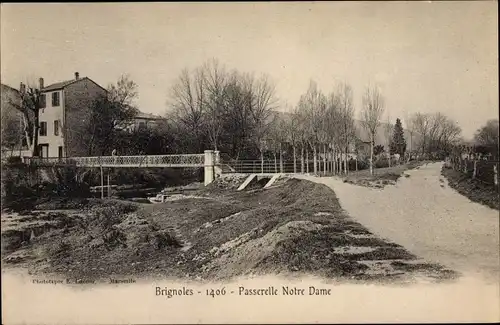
[2,176,458,284]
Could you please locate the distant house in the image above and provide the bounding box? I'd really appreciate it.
[122,111,165,132]
[35,72,107,157]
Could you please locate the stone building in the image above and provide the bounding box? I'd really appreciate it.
[36,72,107,157]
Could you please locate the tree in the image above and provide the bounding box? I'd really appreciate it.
[474,119,499,157]
[287,105,301,173]
[298,80,324,175]
[384,114,393,167]
[373,144,385,156]
[250,73,278,170]
[293,104,309,173]
[411,112,461,159]
[390,118,407,156]
[325,92,342,175]
[203,59,227,151]
[268,114,288,172]
[361,86,385,175]
[412,112,431,156]
[169,68,207,153]
[167,61,278,160]
[0,85,23,154]
[337,82,355,174]
[86,75,139,155]
[4,82,43,157]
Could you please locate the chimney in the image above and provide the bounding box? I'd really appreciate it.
[75,72,79,80]
[19,82,26,94]
[39,78,44,90]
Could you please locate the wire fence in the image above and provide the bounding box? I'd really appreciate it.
[219,153,430,175]
[218,157,382,175]
[448,156,499,187]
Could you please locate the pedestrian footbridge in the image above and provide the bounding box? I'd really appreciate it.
[24,154,206,168]
[23,151,219,186]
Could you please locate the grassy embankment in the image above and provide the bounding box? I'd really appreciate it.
[1,175,457,283]
[342,160,430,188]
[441,165,499,211]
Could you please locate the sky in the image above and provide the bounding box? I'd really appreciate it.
[1,2,498,140]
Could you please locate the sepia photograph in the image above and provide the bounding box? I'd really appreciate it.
[1,1,498,324]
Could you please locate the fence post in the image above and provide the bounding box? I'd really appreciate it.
[100,165,104,199]
[107,171,110,197]
[293,147,297,174]
[463,159,467,174]
[472,160,477,179]
[494,164,498,186]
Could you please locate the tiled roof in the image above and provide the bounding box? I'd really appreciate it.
[41,77,107,92]
[1,83,20,94]
[42,79,79,91]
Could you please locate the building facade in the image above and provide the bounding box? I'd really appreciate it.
[122,111,164,133]
[37,72,107,157]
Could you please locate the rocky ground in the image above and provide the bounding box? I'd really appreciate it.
[2,174,458,284]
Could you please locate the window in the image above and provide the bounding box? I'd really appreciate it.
[40,94,46,108]
[39,122,47,136]
[52,92,60,106]
[54,120,59,136]
[39,144,49,158]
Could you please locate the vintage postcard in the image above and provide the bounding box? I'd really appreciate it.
[1,2,498,324]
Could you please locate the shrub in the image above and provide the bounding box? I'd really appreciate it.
[103,229,127,250]
[154,231,181,249]
[49,241,72,258]
[4,156,23,166]
[374,158,389,169]
[349,159,369,171]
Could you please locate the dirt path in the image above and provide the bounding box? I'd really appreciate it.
[298,162,499,282]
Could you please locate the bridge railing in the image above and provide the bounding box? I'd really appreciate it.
[23,154,205,167]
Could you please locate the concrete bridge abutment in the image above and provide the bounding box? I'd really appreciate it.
[204,150,222,186]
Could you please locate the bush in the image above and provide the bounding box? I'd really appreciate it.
[86,168,200,188]
[89,201,138,230]
[349,159,369,171]
[4,156,23,166]
[374,158,389,169]
[103,229,128,250]
[372,157,401,169]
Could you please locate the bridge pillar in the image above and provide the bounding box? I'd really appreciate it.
[204,150,215,186]
[214,150,222,179]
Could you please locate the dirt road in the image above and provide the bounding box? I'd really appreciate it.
[299,162,499,282]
